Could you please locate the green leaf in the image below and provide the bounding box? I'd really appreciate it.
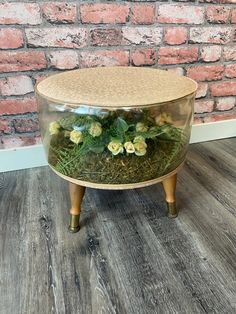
[86,134,106,153]
[89,144,105,153]
[110,136,123,143]
[136,127,165,139]
[157,125,182,142]
[115,117,129,133]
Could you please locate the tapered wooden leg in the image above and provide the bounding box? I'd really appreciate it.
[68,182,86,233]
[162,174,178,218]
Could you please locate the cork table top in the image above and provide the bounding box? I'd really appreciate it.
[36,66,197,108]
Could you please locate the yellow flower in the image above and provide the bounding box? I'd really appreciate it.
[49,121,60,135]
[155,112,173,125]
[107,141,124,155]
[89,122,102,137]
[136,122,148,132]
[133,136,145,143]
[70,130,83,144]
[134,140,147,156]
[124,141,135,154]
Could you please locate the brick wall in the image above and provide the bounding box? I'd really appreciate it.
[0,1,236,149]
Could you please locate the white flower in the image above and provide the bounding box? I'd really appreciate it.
[70,130,83,144]
[136,122,148,132]
[88,122,102,137]
[134,140,147,156]
[155,112,173,125]
[49,121,60,135]
[133,136,145,143]
[107,141,124,155]
[124,141,135,154]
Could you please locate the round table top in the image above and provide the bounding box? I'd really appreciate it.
[36,66,197,109]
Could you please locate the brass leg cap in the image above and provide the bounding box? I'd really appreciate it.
[166,202,178,218]
[69,214,80,233]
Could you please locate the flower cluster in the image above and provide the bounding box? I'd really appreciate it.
[69,122,102,145]
[49,111,173,158]
[133,136,147,156]
[108,136,147,156]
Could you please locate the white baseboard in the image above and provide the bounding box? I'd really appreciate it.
[1,119,236,173]
[190,119,236,144]
[0,144,47,173]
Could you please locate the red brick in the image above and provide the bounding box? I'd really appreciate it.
[79,50,129,68]
[34,74,51,84]
[122,27,162,45]
[48,50,79,70]
[196,83,208,99]
[215,97,235,110]
[0,28,23,49]
[193,117,204,124]
[0,119,12,134]
[190,27,233,44]
[0,51,47,73]
[194,100,214,113]
[200,46,221,62]
[187,65,224,81]
[167,67,184,76]
[80,3,129,24]
[203,112,236,123]
[0,76,34,96]
[90,29,122,46]
[35,136,42,145]
[0,3,41,25]
[206,6,230,23]
[164,27,187,45]
[158,47,198,65]
[13,117,39,133]
[200,0,236,3]
[232,9,236,23]
[42,2,76,24]
[131,49,156,66]
[158,5,204,24]
[225,64,236,78]
[131,4,155,24]
[1,135,39,149]
[0,98,37,115]
[210,81,236,96]
[223,46,236,61]
[26,27,88,48]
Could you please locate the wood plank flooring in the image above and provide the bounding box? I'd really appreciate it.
[0,138,236,314]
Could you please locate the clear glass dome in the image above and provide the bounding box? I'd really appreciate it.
[36,67,197,187]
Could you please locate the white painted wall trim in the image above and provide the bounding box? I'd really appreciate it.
[0,119,236,173]
[0,144,47,173]
[190,119,236,143]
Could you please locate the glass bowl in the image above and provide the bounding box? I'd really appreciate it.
[36,67,197,188]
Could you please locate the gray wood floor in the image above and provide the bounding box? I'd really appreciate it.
[1,138,236,314]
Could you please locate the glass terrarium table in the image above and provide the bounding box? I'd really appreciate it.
[36,67,197,233]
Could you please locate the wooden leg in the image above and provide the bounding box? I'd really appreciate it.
[68,182,86,233]
[162,174,178,218]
